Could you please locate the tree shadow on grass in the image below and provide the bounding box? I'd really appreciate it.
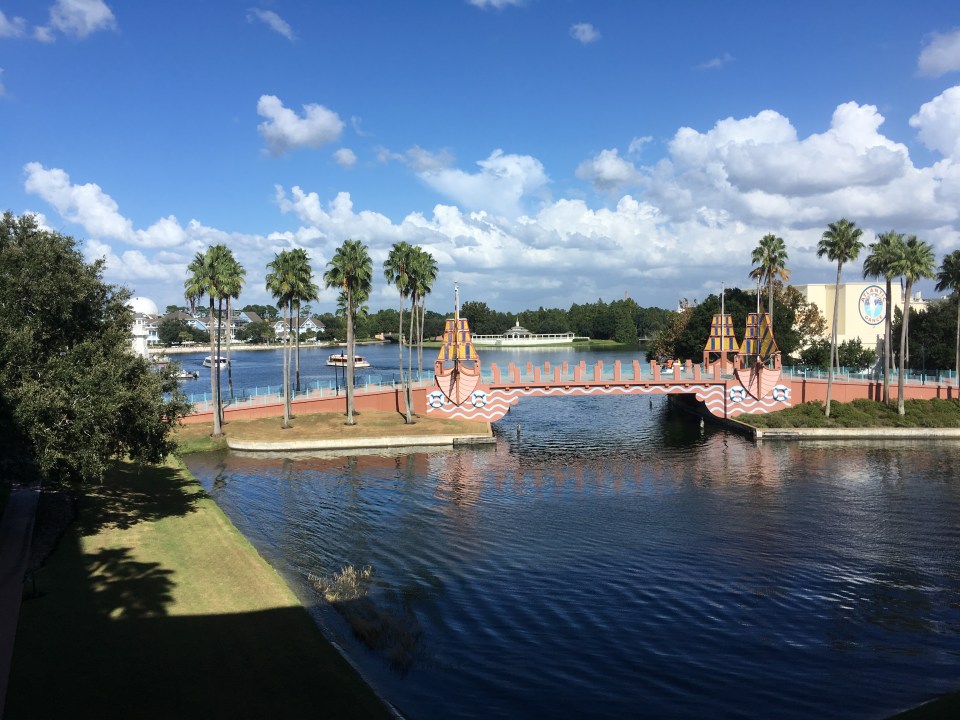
[85,547,175,619]
[77,459,206,535]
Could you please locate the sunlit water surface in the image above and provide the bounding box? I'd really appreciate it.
[185,391,960,719]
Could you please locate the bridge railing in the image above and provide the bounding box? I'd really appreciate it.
[186,371,434,413]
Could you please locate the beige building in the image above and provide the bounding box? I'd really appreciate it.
[793,281,929,349]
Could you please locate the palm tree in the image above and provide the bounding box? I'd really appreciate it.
[412,248,439,377]
[384,241,415,423]
[266,250,296,429]
[817,218,864,418]
[184,247,226,436]
[862,231,905,404]
[288,248,319,393]
[896,235,936,415]
[936,249,960,389]
[220,251,246,401]
[749,233,789,330]
[324,239,373,425]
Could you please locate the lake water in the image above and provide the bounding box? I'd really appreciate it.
[183,347,960,719]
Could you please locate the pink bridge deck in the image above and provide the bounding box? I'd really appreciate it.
[425,358,788,422]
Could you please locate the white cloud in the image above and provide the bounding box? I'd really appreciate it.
[910,85,960,159]
[468,0,524,9]
[45,0,117,39]
[405,146,455,172]
[24,162,133,241]
[246,9,295,41]
[698,52,734,70]
[0,10,27,37]
[659,103,911,200]
[256,94,344,155]
[570,23,600,44]
[418,149,549,218]
[576,149,641,191]
[334,148,357,168]
[918,28,960,77]
[628,136,653,155]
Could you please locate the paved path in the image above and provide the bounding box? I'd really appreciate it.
[0,483,40,719]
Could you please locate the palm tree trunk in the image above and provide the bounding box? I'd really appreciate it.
[216,298,224,426]
[295,300,301,392]
[767,277,774,332]
[398,296,411,423]
[345,288,356,425]
[208,298,221,436]
[226,296,234,400]
[955,295,960,388]
[882,278,891,404]
[418,296,425,377]
[287,300,294,419]
[826,263,842,418]
[281,302,290,428]
[899,282,913,416]
[407,293,416,416]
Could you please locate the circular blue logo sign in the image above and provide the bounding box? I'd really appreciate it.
[859,285,886,326]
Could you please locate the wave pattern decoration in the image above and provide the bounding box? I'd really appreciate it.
[425,382,759,422]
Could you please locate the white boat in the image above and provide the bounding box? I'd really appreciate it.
[471,318,589,347]
[327,353,371,368]
[202,356,229,368]
[177,369,200,380]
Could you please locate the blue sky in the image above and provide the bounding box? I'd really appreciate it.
[3,0,960,315]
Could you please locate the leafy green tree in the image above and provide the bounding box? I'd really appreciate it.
[241,303,279,320]
[613,305,639,346]
[863,230,905,404]
[325,239,373,425]
[817,218,864,417]
[157,317,204,345]
[935,249,960,387]
[236,320,274,343]
[892,299,954,374]
[895,235,936,415]
[749,233,790,329]
[0,212,189,484]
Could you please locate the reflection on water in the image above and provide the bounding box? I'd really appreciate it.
[184,396,960,720]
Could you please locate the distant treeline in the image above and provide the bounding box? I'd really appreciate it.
[240,298,674,344]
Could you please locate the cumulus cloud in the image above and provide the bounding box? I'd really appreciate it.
[570,23,600,44]
[246,8,295,41]
[334,147,357,168]
[576,149,641,191]
[628,136,653,155]
[910,85,960,158]
[417,149,549,218]
[24,162,133,241]
[38,0,117,40]
[468,0,524,9]
[0,10,27,37]
[256,95,344,155]
[918,28,960,77]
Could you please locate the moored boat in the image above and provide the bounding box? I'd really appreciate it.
[327,354,371,368]
[202,356,229,368]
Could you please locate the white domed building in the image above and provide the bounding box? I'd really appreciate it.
[126,296,160,357]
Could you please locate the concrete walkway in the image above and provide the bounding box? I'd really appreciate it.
[0,482,40,719]
[226,431,496,452]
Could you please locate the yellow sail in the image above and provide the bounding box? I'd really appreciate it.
[741,313,778,358]
[703,314,740,354]
[437,318,479,361]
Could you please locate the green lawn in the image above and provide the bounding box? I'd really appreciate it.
[737,398,960,428]
[6,457,391,719]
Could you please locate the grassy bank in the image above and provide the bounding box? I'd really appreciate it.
[6,457,392,719]
[175,409,489,454]
[738,398,960,428]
